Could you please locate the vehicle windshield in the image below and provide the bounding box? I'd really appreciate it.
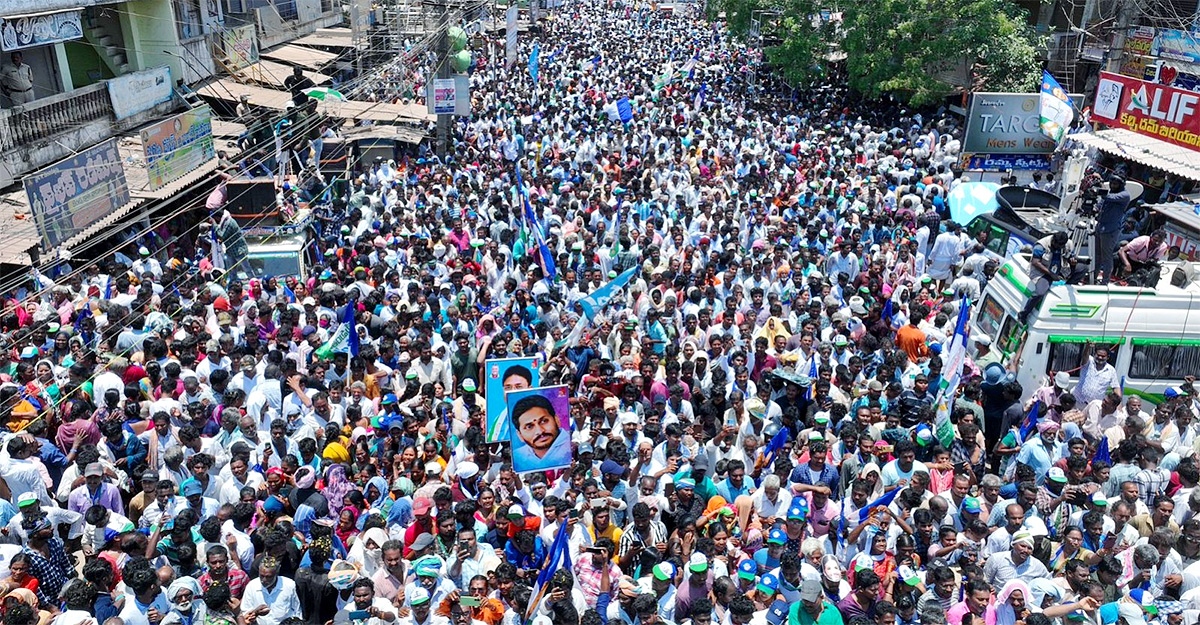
[243,251,302,279]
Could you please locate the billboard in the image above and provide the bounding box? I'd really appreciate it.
[962,93,1075,155]
[507,385,572,474]
[505,6,518,68]
[140,106,215,191]
[219,25,258,71]
[485,356,540,443]
[24,138,129,249]
[1092,71,1200,152]
[108,66,173,119]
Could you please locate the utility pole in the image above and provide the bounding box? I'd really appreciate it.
[435,0,451,158]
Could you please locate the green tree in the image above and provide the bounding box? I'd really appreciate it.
[718,0,1044,105]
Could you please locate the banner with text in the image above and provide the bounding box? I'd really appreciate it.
[1092,71,1200,153]
[24,138,129,249]
[961,92,1080,155]
[140,106,215,191]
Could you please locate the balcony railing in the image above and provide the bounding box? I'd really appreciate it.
[0,82,113,152]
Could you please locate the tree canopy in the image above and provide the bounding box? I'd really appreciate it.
[718,0,1044,105]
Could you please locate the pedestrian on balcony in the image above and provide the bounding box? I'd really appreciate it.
[1,52,34,107]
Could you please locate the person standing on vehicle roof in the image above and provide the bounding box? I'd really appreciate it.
[1093,176,1132,284]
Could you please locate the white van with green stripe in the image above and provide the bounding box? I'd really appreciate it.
[974,254,1200,404]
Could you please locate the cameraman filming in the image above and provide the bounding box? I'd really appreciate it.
[1117,229,1169,280]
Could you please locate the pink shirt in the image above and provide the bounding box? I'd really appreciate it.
[946,600,996,625]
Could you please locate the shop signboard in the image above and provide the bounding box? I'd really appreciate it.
[24,138,129,249]
[140,106,215,191]
[962,93,1079,155]
[1,10,83,52]
[108,66,173,120]
[1092,71,1200,152]
[964,154,1052,171]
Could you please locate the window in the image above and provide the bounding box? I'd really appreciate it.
[976,295,1004,340]
[1128,342,1200,380]
[175,0,204,39]
[997,316,1023,356]
[1045,339,1122,376]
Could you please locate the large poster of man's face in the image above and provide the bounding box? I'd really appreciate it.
[507,385,572,473]
[485,356,540,443]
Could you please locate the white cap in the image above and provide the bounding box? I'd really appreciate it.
[1054,371,1071,388]
[974,334,992,346]
[408,586,431,606]
[619,412,639,425]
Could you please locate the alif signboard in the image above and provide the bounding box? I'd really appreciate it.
[1092,71,1200,152]
[962,92,1080,155]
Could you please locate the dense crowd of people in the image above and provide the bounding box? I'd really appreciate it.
[0,2,1194,625]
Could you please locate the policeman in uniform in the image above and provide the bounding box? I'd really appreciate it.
[2,52,34,106]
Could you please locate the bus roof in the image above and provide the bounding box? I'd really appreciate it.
[989,254,1200,339]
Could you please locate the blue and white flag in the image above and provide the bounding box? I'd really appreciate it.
[856,487,903,524]
[529,42,540,81]
[1019,401,1041,442]
[580,265,638,320]
[525,520,572,623]
[693,83,706,113]
[515,163,556,280]
[616,97,633,124]
[560,265,638,348]
[315,300,360,359]
[934,297,971,447]
[1040,70,1074,142]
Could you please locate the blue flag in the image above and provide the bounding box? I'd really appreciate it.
[616,97,633,124]
[282,284,297,303]
[805,358,818,401]
[515,163,556,280]
[525,520,572,622]
[760,426,790,469]
[693,83,706,113]
[529,42,540,82]
[579,265,638,321]
[856,486,903,524]
[1093,436,1111,465]
[104,276,112,300]
[882,299,894,327]
[1019,401,1041,442]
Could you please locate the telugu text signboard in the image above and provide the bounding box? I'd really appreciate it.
[24,138,129,249]
[140,106,215,191]
[220,25,258,71]
[1092,71,1200,153]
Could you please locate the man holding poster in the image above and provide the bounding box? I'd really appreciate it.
[485,357,540,443]
[507,386,572,473]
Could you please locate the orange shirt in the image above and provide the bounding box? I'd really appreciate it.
[895,324,929,363]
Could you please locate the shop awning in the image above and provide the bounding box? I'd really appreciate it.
[340,124,427,145]
[1069,128,1200,183]
[261,44,339,70]
[196,78,433,124]
[234,60,332,89]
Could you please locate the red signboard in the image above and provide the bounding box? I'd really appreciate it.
[1092,71,1200,152]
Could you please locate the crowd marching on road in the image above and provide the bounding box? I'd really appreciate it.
[0,2,1193,625]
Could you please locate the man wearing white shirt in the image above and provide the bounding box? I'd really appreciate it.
[751,475,793,525]
[241,557,302,625]
[0,437,50,506]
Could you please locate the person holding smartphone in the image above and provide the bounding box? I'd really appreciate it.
[334,578,397,625]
